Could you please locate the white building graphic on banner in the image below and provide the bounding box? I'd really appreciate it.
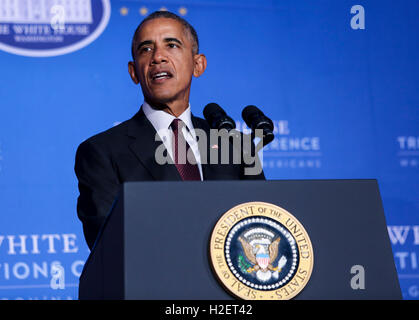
[0,0,93,24]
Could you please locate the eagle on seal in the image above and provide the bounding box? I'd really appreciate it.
[238,236,283,273]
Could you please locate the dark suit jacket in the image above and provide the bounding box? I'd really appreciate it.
[75,108,265,249]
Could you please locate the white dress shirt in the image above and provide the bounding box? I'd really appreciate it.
[142,102,203,180]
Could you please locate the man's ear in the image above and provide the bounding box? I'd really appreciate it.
[193,54,207,78]
[128,61,139,84]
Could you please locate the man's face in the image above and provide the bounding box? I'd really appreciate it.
[129,18,205,107]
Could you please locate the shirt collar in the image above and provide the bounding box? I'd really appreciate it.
[142,101,194,132]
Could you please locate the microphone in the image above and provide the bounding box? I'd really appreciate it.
[241,105,274,146]
[203,103,263,175]
[203,103,236,131]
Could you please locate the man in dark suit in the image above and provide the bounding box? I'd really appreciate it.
[75,11,265,250]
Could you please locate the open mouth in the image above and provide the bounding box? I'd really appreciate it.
[151,71,173,81]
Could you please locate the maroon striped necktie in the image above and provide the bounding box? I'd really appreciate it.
[170,119,201,181]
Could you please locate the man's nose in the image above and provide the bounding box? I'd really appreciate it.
[151,46,167,64]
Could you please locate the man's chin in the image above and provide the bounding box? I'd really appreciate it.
[144,96,175,109]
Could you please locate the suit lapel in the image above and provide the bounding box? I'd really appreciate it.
[127,109,181,181]
[191,114,212,180]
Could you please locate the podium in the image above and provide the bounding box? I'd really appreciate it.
[78,180,401,300]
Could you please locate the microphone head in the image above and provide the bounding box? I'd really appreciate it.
[203,103,226,121]
[203,103,235,130]
[241,105,261,126]
[241,105,274,146]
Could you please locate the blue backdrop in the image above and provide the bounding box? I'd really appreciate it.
[0,0,418,299]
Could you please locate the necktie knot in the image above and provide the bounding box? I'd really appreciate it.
[170,118,183,133]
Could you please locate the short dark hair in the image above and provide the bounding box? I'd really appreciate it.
[131,11,199,59]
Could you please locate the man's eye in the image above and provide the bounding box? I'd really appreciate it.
[168,43,178,48]
[140,47,152,53]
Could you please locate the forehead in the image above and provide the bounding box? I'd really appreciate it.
[136,17,190,43]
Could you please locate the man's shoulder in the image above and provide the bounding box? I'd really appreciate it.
[77,117,133,152]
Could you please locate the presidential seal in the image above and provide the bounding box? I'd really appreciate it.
[209,202,314,300]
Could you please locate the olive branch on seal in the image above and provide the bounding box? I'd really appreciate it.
[238,254,252,273]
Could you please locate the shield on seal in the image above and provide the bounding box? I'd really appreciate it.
[256,252,270,269]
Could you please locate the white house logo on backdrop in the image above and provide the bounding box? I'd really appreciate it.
[0,0,111,57]
[236,120,322,170]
